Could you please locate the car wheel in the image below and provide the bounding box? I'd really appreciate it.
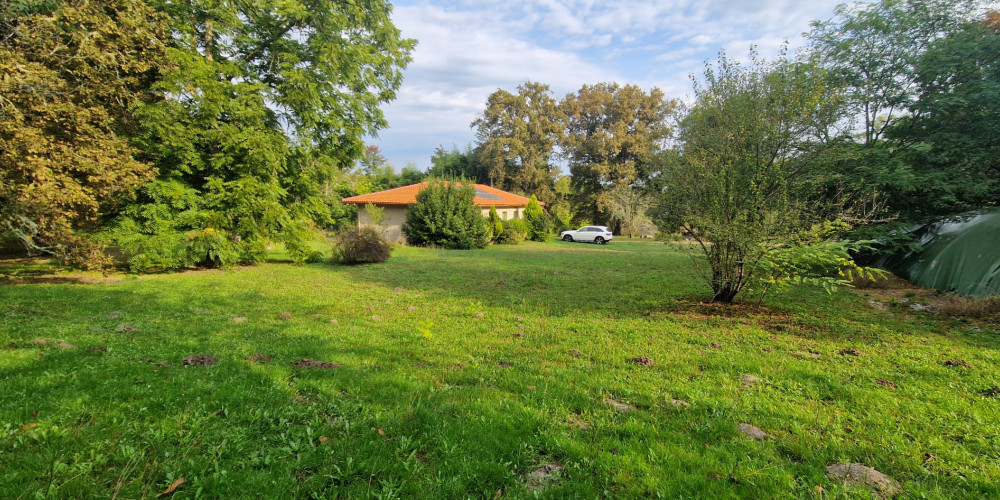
[563,235,573,242]
[594,237,605,244]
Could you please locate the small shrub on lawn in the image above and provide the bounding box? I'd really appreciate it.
[402,181,489,249]
[488,206,504,243]
[497,218,528,245]
[332,227,392,265]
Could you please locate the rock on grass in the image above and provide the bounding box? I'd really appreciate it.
[826,463,901,498]
[738,423,769,441]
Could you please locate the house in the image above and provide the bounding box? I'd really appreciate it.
[341,182,538,243]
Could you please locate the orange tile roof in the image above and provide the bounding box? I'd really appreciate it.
[342,182,542,208]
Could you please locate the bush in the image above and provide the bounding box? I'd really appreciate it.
[496,218,528,245]
[402,181,489,249]
[524,195,551,242]
[332,227,392,265]
[936,294,1000,318]
[488,206,504,243]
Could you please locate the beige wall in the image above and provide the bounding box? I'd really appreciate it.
[358,204,526,245]
[480,207,522,220]
[357,205,408,243]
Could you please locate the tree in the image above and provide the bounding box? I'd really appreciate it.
[523,195,551,242]
[473,81,563,201]
[427,145,490,184]
[663,52,844,302]
[487,206,504,243]
[0,0,168,266]
[605,184,655,238]
[114,0,415,269]
[560,83,676,224]
[359,145,389,176]
[402,182,489,249]
[884,14,1000,218]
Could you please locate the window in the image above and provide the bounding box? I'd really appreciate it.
[502,211,507,220]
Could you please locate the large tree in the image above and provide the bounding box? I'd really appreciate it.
[473,81,563,202]
[806,0,989,226]
[114,0,415,270]
[560,83,676,224]
[0,0,168,266]
[663,53,844,302]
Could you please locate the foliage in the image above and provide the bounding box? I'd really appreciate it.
[560,83,677,223]
[662,51,844,302]
[332,226,392,265]
[473,81,563,201]
[402,181,489,249]
[495,218,527,245]
[749,239,884,305]
[605,184,656,238]
[885,16,1000,218]
[523,195,551,242]
[806,0,991,224]
[427,145,491,184]
[487,206,504,243]
[365,204,387,226]
[115,0,414,269]
[0,0,168,267]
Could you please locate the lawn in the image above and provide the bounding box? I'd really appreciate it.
[1,240,998,498]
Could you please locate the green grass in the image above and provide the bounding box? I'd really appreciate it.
[1,240,998,498]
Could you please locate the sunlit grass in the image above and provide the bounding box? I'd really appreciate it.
[1,240,997,498]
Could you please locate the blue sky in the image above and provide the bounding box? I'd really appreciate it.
[373,0,852,169]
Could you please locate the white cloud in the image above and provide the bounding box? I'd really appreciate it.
[373,0,852,168]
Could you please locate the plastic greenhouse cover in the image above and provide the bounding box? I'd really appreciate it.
[881,208,1000,297]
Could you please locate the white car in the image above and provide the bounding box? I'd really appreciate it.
[560,226,613,244]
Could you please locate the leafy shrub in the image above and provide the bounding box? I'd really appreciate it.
[748,240,884,304]
[402,181,489,249]
[332,227,392,265]
[496,218,528,245]
[488,206,504,243]
[524,195,551,242]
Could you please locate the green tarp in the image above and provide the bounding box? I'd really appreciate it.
[883,209,1000,297]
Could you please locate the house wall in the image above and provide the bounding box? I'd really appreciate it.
[480,207,522,220]
[357,205,408,243]
[357,205,526,245]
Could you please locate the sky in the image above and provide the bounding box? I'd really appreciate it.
[373,0,853,169]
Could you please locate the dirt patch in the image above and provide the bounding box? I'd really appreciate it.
[792,351,821,360]
[87,346,108,352]
[473,311,485,319]
[670,399,691,408]
[738,423,769,441]
[512,332,524,338]
[154,361,171,369]
[245,354,272,363]
[839,347,863,357]
[232,316,248,323]
[944,359,973,368]
[279,312,294,319]
[710,342,722,349]
[291,359,341,369]
[182,354,218,366]
[56,342,74,349]
[628,356,654,366]
[496,280,506,285]
[826,463,901,498]
[741,375,763,388]
[370,315,381,322]
[406,306,416,312]
[115,324,138,333]
[568,349,582,357]
[876,379,897,388]
[31,338,50,345]
[524,462,563,492]
[108,311,124,319]
[515,316,525,322]
[498,361,512,368]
